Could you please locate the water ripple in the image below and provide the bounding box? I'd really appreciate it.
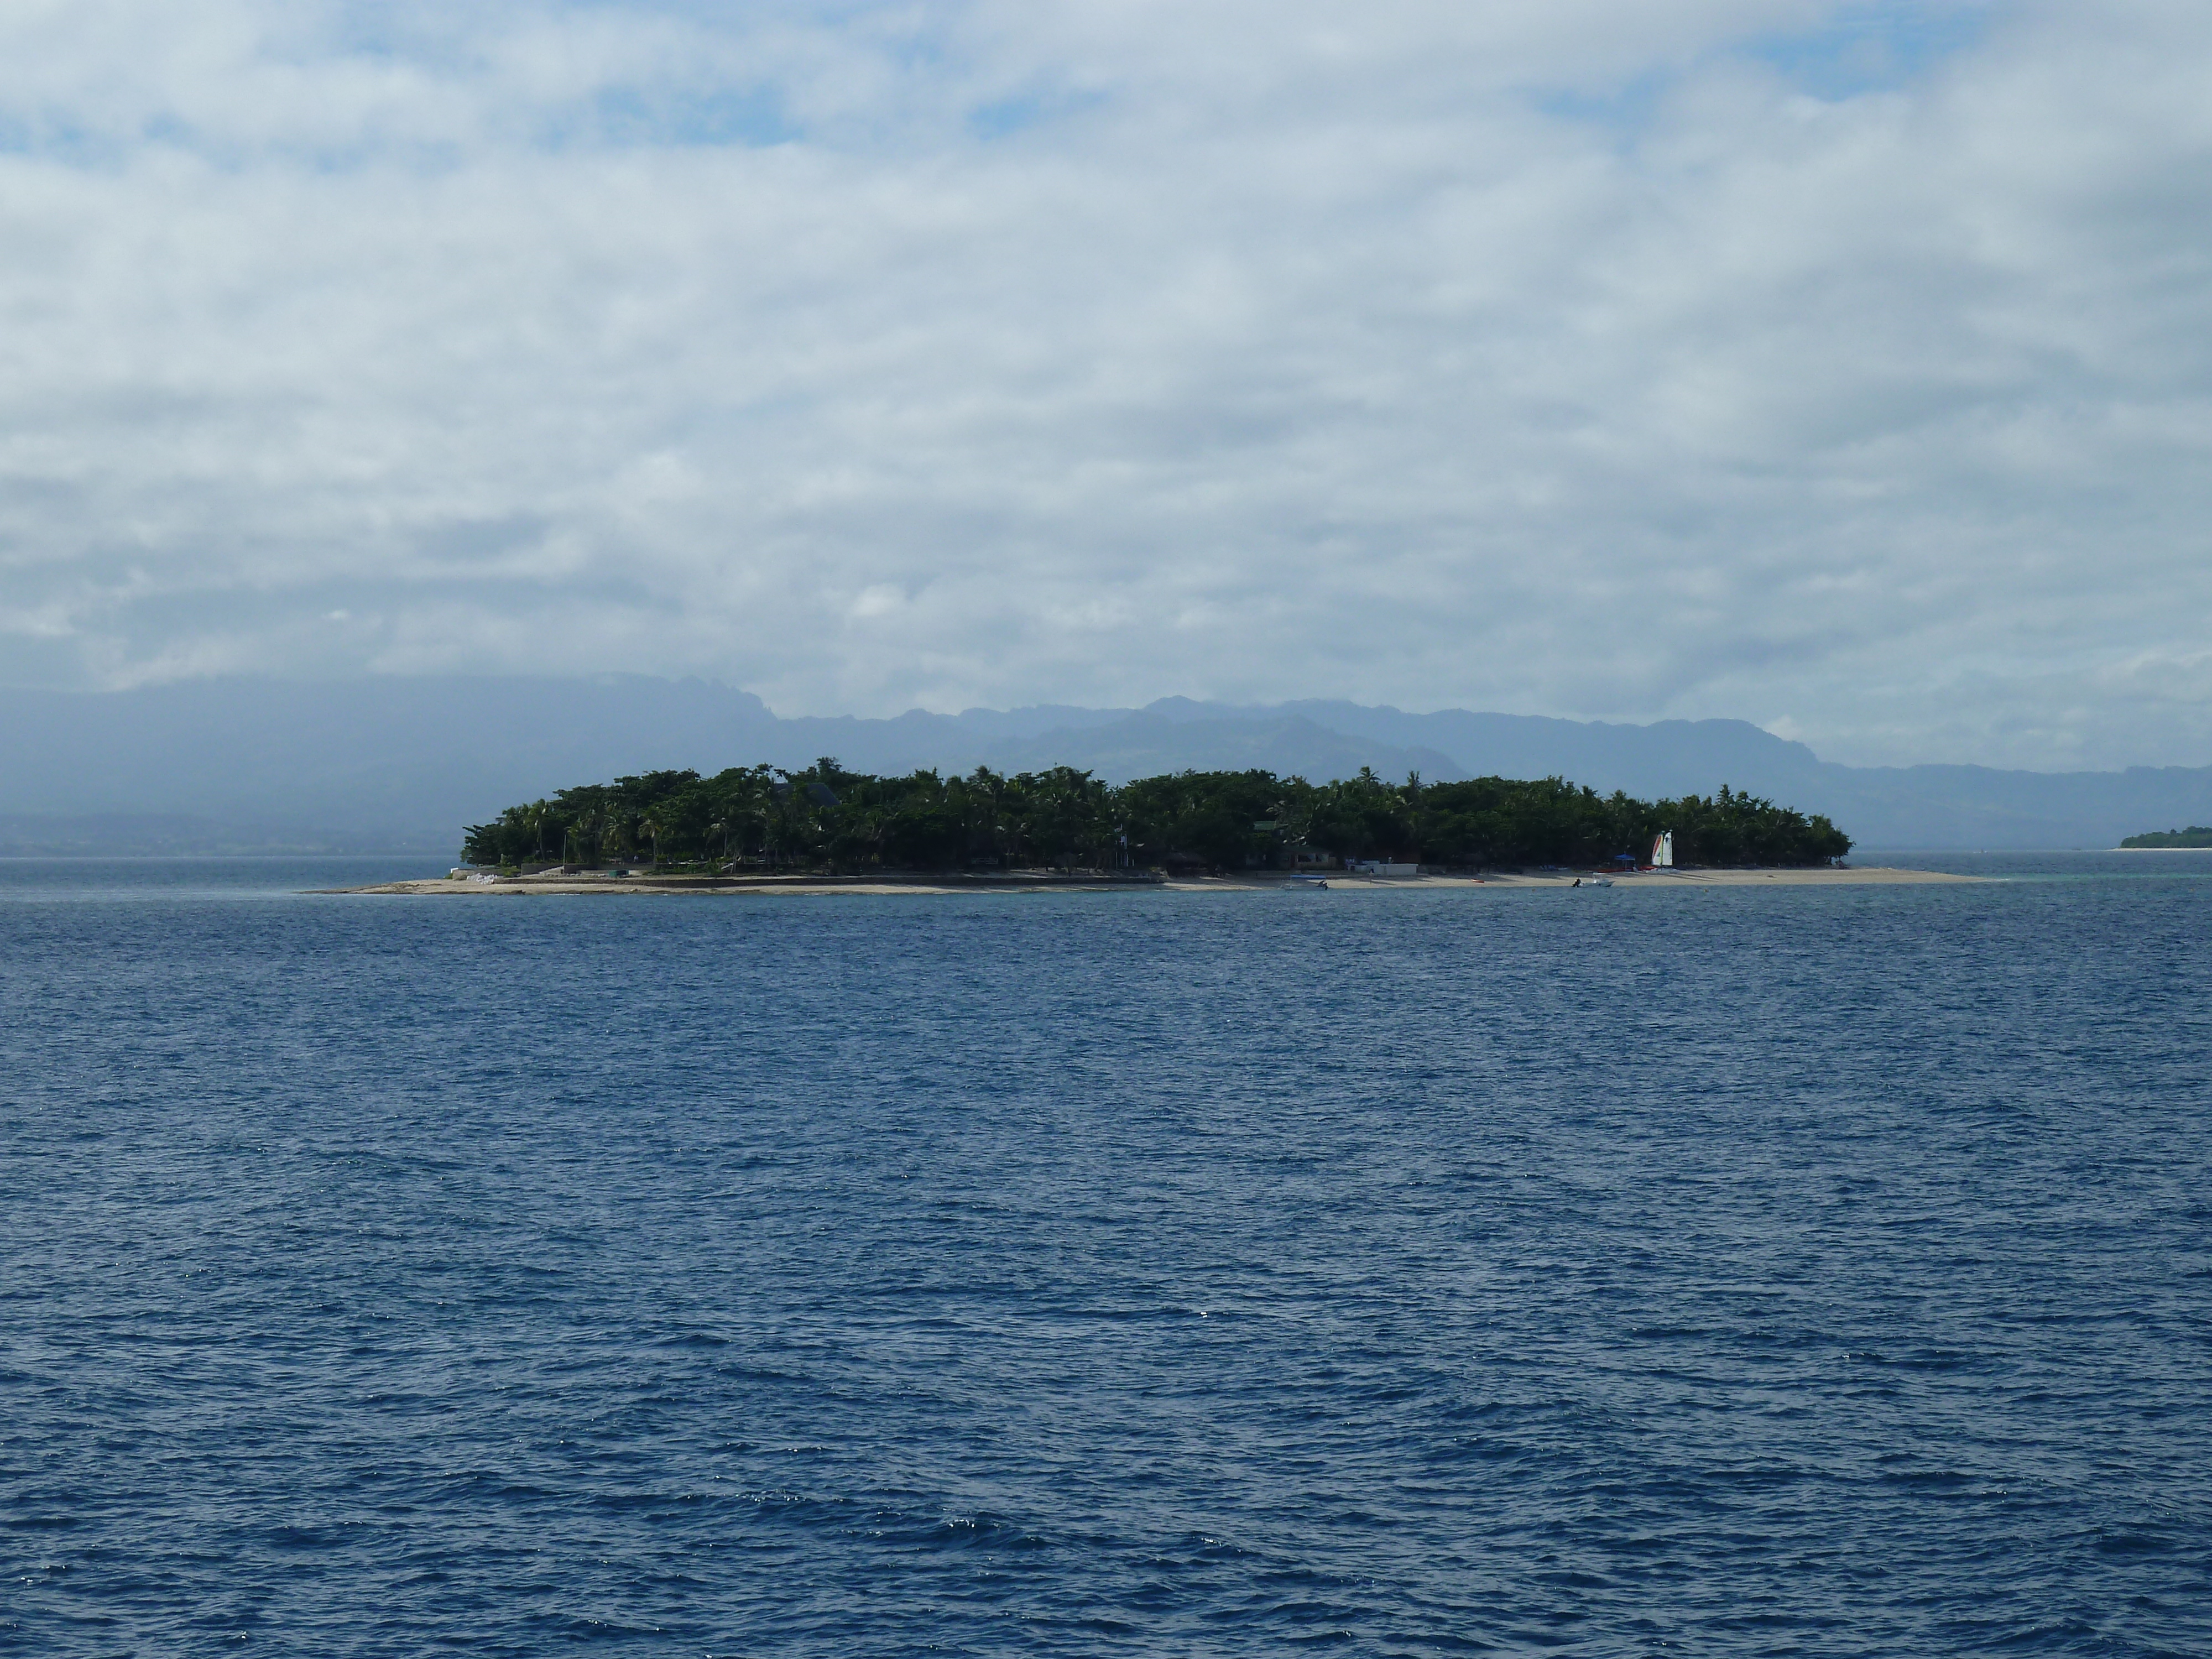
[2,858,2208,1653]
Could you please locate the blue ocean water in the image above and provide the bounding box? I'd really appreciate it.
[3,855,2208,1655]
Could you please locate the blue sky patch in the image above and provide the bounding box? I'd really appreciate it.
[1744,1,1990,100]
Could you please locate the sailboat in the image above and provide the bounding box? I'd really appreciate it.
[1651,831,1674,868]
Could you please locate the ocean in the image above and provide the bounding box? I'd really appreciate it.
[3,854,2208,1655]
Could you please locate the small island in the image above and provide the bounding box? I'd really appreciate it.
[329,761,1965,892]
[2119,827,2212,848]
[441,760,1850,873]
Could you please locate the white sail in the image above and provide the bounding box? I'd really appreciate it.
[1652,831,1673,867]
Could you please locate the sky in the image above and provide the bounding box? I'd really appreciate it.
[1,0,2209,770]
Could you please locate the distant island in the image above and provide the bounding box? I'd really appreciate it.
[460,761,1851,874]
[2119,826,2212,848]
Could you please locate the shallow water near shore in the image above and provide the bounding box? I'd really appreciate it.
[3,853,2209,1654]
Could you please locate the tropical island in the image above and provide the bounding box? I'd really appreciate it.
[447,760,1853,875]
[2119,827,2212,848]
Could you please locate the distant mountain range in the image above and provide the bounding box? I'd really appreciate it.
[2,676,2208,853]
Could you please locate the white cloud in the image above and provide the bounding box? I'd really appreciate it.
[0,0,2209,767]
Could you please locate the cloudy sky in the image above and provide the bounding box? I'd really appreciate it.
[2,1,2208,768]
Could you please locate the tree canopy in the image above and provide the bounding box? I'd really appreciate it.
[2119,826,2212,848]
[462,761,1851,872]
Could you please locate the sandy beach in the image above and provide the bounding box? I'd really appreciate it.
[329,865,1976,896]
[1170,867,1975,891]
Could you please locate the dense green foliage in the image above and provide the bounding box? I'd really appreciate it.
[462,760,1851,872]
[2119,826,2212,848]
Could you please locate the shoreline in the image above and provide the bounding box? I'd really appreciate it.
[325,865,1980,896]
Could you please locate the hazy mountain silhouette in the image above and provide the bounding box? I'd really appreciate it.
[1,676,2206,852]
